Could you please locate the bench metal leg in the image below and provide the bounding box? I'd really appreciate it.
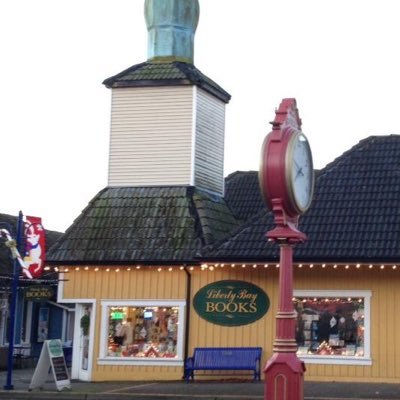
[184,370,193,383]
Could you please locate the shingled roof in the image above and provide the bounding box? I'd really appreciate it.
[204,135,400,263]
[224,171,267,221]
[102,61,231,103]
[47,186,239,265]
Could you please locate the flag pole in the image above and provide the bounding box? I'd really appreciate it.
[4,211,24,390]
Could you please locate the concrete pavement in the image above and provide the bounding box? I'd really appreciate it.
[1,368,400,399]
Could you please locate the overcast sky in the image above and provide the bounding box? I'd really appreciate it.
[1,0,400,232]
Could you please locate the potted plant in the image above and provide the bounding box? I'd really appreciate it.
[80,314,90,336]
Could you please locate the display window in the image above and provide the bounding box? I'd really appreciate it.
[99,300,185,366]
[293,290,371,365]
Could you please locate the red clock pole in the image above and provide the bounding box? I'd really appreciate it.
[264,224,306,400]
[259,99,314,400]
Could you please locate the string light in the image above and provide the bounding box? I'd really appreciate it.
[51,262,400,274]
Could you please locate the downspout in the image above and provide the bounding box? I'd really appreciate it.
[183,265,192,376]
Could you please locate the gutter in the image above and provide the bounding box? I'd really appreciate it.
[183,265,192,378]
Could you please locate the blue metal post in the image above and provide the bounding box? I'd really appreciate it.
[4,211,24,390]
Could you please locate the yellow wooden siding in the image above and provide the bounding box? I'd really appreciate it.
[60,264,400,382]
[293,266,400,382]
[62,268,187,300]
[188,266,278,379]
[108,86,194,187]
[62,267,187,381]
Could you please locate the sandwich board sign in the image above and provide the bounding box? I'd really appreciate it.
[29,339,71,392]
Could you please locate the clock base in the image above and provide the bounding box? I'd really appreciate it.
[264,352,305,400]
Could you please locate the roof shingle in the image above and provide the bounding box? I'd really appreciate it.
[102,61,231,103]
[205,135,400,263]
[47,186,239,265]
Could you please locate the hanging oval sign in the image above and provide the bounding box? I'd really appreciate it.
[193,280,270,326]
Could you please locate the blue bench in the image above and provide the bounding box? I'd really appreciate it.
[184,347,262,382]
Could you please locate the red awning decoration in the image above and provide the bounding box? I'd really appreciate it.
[24,216,46,278]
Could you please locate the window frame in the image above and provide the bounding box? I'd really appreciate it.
[293,289,372,366]
[98,300,186,366]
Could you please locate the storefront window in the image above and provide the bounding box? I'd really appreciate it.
[100,301,184,363]
[293,290,371,364]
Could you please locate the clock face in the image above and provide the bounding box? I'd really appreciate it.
[286,132,314,213]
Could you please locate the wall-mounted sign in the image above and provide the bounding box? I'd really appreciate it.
[25,285,54,301]
[193,280,270,326]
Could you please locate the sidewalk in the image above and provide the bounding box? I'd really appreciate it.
[1,368,400,399]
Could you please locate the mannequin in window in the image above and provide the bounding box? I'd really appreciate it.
[114,321,124,346]
[121,318,134,345]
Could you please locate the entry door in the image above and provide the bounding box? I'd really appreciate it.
[74,303,94,381]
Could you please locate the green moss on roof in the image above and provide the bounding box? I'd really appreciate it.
[103,61,231,103]
[47,186,239,265]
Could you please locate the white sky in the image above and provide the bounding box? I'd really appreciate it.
[1,0,400,232]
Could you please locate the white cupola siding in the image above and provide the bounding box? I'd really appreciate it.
[107,84,226,195]
[105,0,229,195]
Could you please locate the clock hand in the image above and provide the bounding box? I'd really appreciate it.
[295,166,304,179]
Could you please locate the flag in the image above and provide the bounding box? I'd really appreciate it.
[24,216,46,278]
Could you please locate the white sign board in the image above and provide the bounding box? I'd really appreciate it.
[29,339,71,392]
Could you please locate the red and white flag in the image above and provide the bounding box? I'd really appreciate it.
[24,216,46,278]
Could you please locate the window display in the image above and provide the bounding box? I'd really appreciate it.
[293,293,368,358]
[106,305,180,359]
